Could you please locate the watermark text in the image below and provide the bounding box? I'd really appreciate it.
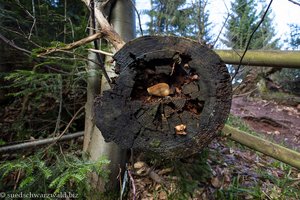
[0,192,78,199]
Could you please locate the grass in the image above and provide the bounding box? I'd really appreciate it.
[218,115,300,199]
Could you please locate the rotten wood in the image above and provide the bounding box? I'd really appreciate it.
[94,36,232,158]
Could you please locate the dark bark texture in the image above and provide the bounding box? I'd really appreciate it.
[94,36,232,158]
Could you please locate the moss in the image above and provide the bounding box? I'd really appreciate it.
[150,139,161,148]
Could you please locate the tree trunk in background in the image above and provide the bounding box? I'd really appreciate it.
[83,0,135,192]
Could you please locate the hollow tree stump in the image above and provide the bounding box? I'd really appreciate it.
[94,36,232,158]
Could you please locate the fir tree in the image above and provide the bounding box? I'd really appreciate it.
[288,24,300,50]
[222,0,278,49]
[145,0,212,42]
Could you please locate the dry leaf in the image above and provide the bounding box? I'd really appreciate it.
[175,124,187,135]
[158,191,167,200]
[155,184,162,191]
[134,161,146,169]
[224,174,231,183]
[191,74,199,80]
[211,177,222,188]
[158,167,173,175]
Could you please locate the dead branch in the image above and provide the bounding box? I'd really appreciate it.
[82,0,125,51]
[37,1,126,58]
[288,0,300,6]
[0,33,31,55]
[89,48,113,57]
[133,161,165,184]
[231,0,274,81]
[0,131,83,154]
[129,0,143,36]
[127,169,137,200]
[37,32,103,57]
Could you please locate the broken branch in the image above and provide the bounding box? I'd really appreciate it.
[37,32,103,57]
[89,48,114,57]
[82,0,125,51]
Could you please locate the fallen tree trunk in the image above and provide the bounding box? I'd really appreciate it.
[0,131,83,154]
[94,36,232,158]
[222,125,300,169]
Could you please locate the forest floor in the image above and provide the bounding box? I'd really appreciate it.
[231,96,300,151]
[128,96,300,200]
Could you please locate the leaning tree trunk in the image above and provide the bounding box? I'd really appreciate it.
[83,0,135,192]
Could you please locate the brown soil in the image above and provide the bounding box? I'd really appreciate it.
[230,96,300,150]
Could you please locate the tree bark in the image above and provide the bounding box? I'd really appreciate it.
[83,0,135,192]
[95,36,232,158]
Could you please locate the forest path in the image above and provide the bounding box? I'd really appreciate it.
[230,96,300,150]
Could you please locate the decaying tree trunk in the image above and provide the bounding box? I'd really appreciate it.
[94,36,232,158]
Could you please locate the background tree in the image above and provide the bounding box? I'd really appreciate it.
[83,0,135,193]
[222,0,278,49]
[0,0,88,139]
[0,0,110,195]
[222,0,280,94]
[145,0,212,42]
[272,24,300,95]
[288,24,300,50]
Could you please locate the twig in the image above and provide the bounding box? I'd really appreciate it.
[37,32,103,57]
[39,48,111,73]
[127,168,136,200]
[213,0,230,47]
[121,166,129,200]
[14,170,21,191]
[231,0,274,81]
[0,26,42,48]
[0,33,31,55]
[29,18,37,40]
[90,0,112,87]
[29,0,37,39]
[15,0,37,39]
[53,74,63,135]
[129,0,143,36]
[68,17,75,41]
[117,165,123,200]
[42,106,84,154]
[213,14,229,47]
[82,0,125,51]
[288,0,300,6]
[89,48,113,57]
